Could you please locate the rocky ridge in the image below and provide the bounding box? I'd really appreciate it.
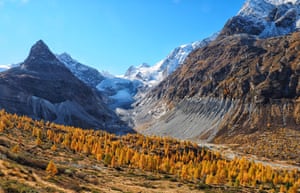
[133,12,300,142]
[221,0,300,38]
[57,53,105,88]
[123,34,217,88]
[0,40,131,133]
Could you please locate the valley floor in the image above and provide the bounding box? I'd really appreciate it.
[0,137,254,193]
[0,111,299,193]
[200,143,300,172]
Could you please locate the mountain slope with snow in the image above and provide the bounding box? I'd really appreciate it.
[0,40,131,133]
[123,34,218,88]
[131,0,300,143]
[56,53,143,110]
[57,53,104,87]
[221,0,300,38]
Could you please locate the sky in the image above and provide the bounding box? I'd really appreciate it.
[0,0,245,75]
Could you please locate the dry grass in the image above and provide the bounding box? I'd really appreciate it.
[0,123,254,193]
[219,128,300,165]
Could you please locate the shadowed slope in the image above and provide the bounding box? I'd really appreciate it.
[0,40,132,133]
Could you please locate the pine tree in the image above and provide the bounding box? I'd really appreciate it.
[110,156,116,168]
[205,174,214,185]
[35,137,42,146]
[280,185,287,193]
[82,142,90,154]
[11,144,19,153]
[51,144,57,151]
[104,154,112,166]
[46,160,58,176]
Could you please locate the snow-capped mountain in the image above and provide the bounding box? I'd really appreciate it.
[93,35,217,110]
[123,34,218,88]
[131,0,300,142]
[0,40,131,132]
[56,53,141,110]
[229,0,300,38]
[57,53,104,87]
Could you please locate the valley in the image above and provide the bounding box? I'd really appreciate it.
[1,0,300,192]
[0,110,299,193]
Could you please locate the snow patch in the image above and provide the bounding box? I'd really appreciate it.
[57,53,104,87]
[122,33,218,88]
[238,0,300,37]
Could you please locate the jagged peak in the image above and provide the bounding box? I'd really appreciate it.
[265,0,300,5]
[34,39,47,47]
[25,40,57,62]
[30,40,52,55]
[58,52,71,58]
[57,52,78,64]
[244,0,299,6]
[22,40,64,71]
[238,0,275,17]
[139,63,150,68]
[239,0,300,18]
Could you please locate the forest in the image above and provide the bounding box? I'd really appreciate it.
[0,109,299,193]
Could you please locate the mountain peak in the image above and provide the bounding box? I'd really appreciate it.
[27,40,56,61]
[34,39,47,47]
[265,0,299,5]
[225,0,300,38]
[57,52,78,64]
[22,40,64,71]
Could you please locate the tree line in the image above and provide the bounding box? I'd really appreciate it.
[0,109,299,192]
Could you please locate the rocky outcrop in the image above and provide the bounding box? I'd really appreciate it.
[133,31,300,142]
[57,53,105,88]
[0,40,132,133]
[219,16,265,36]
[226,0,300,38]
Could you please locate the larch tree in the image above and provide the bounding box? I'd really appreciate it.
[46,160,58,177]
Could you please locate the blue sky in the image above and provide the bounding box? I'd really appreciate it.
[0,0,245,75]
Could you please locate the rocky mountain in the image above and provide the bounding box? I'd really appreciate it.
[132,0,300,142]
[55,53,140,110]
[57,53,105,88]
[0,35,216,113]
[91,35,218,111]
[0,40,131,133]
[0,53,105,89]
[123,35,217,88]
[220,0,300,38]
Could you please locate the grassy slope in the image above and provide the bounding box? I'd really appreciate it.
[0,111,298,193]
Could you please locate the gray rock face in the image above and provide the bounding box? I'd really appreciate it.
[136,98,235,142]
[274,7,297,27]
[220,16,265,36]
[224,0,300,38]
[57,53,105,88]
[0,40,132,133]
[22,40,64,72]
[133,31,300,142]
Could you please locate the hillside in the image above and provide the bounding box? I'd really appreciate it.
[0,40,131,133]
[57,53,105,88]
[0,110,299,192]
[133,25,300,159]
[1,0,300,192]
